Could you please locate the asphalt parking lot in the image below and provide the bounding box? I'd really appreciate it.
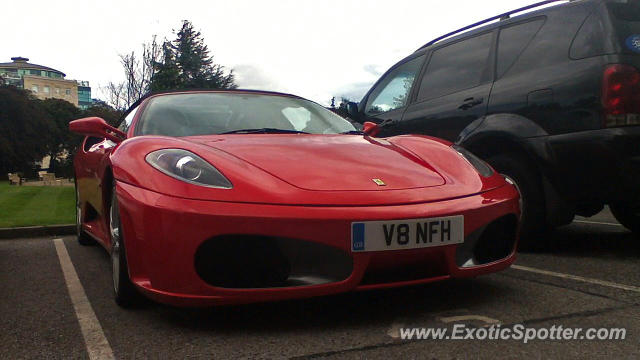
[1,208,639,359]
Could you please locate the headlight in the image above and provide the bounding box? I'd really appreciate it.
[452,145,494,177]
[145,149,233,189]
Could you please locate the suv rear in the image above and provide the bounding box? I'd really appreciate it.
[347,0,640,247]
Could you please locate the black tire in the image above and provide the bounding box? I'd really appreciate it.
[75,181,95,246]
[486,153,547,251]
[610,203,640,234]
[109,184,144,307]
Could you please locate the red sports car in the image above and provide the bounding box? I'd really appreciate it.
[70,90,520,307]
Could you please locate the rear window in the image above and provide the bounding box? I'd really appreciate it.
[497,18,545,78]
[606,2,640,54]
[607,1,640,22]
[570,11,608,59]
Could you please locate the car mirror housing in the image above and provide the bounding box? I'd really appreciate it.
[362,121,381,137]
[69,117,126,143]
[346,102,361,122]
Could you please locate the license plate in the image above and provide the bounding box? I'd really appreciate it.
[351,215,464,252]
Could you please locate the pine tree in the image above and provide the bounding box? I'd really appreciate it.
[150,42,180,91]
[151,20,236,91]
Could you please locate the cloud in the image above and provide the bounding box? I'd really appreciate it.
[330,81,376,103]
[2,0,537,107]
[232,64,282,92]
[363,64,383,77]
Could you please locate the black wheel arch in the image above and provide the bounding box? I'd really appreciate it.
[457,113,574,227]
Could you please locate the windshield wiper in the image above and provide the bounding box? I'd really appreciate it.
[220,128,309,135]
[340,130,365,135]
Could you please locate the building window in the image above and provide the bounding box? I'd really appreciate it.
[55,88,60,95]
[2,69,17,77]
[43,86,50,94]
[31,85,38,93]
[65,89,71,95]
[30,69,41,76]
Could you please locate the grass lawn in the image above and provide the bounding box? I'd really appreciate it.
[0,181,75,228]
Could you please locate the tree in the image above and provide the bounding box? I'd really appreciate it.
[82,100,123,127]
[103,20,236,109]
[40,99,82,173]
[151,20,236,91]
[0,86,50,176]
[150,43,181,91]
[104,81,127,112]
[105,36,162,111]
[392,77,414,109]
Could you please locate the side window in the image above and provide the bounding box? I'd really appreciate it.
[570,12,606,59]
[83,137,103,152]
[118,106,139,133]
[497,18,545,78]
[365,55,425,116]
[417,32,493,101]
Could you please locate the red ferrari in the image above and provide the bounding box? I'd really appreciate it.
[70,90,520,307]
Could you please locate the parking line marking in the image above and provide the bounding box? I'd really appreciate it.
[387,323,405,339]
[438,315,501,326]
[573,220,623,227]
[54,238,115,360]
[512,265,640,293]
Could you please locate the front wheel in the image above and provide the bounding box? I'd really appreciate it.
[610,203,640,234]
[109,184,144,307]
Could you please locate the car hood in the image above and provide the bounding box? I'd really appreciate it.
[189,134,445,191]
[112,134,507,205]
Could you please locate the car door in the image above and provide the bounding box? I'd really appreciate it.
[76,107,138,242]
[359,54,426,135]
[400,30,497,142]
[75,135,117,241]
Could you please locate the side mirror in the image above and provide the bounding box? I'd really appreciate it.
[362,121,381,137]
[346,102,361,122]
[69,117,126,143]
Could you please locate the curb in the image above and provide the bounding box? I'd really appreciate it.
[0,225,76,240]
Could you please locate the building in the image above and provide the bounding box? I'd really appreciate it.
[0,57,92,108]
[77,81,92,109]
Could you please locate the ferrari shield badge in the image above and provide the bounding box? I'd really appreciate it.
[372,178,386,186]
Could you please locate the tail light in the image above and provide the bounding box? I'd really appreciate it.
[602,64,640,127]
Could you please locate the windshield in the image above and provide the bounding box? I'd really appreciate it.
[138,92,356,136]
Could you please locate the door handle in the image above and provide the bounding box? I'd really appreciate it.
[458,97,484,110]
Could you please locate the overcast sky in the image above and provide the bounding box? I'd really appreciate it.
[2,0,538,106]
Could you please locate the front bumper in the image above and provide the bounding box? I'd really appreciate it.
[116,181,519,307]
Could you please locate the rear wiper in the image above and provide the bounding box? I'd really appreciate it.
[220,128,309,135]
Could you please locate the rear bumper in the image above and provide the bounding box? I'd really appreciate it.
[533,126,640,205]
[115,181,519,307]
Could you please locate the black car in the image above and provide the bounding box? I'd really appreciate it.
[347,0,640,247]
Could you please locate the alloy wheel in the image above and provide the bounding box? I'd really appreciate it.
[76,189,82,236]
